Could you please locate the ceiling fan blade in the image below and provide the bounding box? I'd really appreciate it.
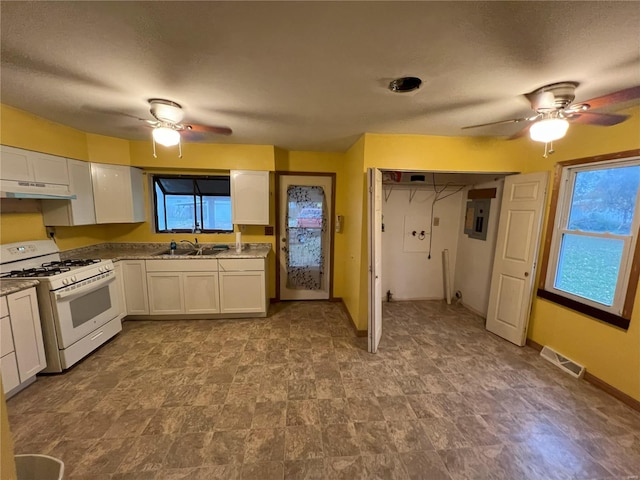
[579,85,640,110]
[186,124,233,136]
[461,117,531,130]
[567,111,630,126]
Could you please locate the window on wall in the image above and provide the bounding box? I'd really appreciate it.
[153,175,233,233]
[539,151,640,330]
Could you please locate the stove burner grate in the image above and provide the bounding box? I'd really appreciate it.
[1,266,72,278]
[42,259,101,268]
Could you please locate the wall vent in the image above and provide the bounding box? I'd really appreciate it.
[540,346,585,379]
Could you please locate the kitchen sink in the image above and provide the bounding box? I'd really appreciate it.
[199,248,225,256]
[152,249,199,256]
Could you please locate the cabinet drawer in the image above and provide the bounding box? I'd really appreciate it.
[0,296,8,318]
[146,259,218,272]
[1,352,20,394]
[218,258,264,272]
[1,316,14,356]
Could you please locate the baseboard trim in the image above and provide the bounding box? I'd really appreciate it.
[583,372,640,412]
[526,338,640,412]
[526,338,544,351]
[338,299,367,337]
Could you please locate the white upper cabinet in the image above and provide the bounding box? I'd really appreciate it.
[29,151,70,185]
[0,146,31,181]
[42,159,97,226]
[91,163,145,224]
[231,170,269,225]
[0,145,69,185]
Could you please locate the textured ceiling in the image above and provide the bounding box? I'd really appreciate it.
[1,1,639,152]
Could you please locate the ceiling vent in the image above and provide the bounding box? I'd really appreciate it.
[388,77,422,93]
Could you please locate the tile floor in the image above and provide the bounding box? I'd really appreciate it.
[6,300,640,479]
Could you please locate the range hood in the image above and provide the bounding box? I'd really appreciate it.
[0,179,76,200]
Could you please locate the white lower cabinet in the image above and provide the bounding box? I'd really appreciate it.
[0,288,46,397]
[184,272,220,314]
[121,257,266,319]
[145,260,220,315]
[113,262,127,318]
[147,272,185,314]
[121,260,149,315]
[218,258,267,315]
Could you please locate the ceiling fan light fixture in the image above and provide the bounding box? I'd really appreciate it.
[529,117,569,143]
[152,126,181,147]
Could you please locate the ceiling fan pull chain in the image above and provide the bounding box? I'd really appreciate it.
[178,139,183,159]
[152,139,158,159]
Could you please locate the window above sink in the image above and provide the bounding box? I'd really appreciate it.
[153,175,233,234]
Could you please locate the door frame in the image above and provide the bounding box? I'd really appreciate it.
[274,171,337,301]
[367,168,520,339]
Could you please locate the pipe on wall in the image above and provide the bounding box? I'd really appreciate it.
[442,249,452,305]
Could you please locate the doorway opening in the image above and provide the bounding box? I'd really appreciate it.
[368,169,548,352]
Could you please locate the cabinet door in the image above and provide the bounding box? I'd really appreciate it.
[231,170,270,225]
[121,261,149,315]
[0,145,32,181]
[219,271,266,314]
[67,159,96,224]
[113,262,127,318]
[42,159,96,226]
[1,353,20,393]
[147,272,184,314]
[30,152,69,185]
[184,272,220,314]
[129,167,146,222]
[7,288,46,381]
[1,316,14,357]
[91,164,145,224]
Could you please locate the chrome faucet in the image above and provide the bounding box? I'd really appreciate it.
[180,238,202,254]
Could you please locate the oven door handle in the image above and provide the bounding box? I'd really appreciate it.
[54,274,115,301]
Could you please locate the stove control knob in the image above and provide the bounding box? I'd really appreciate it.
[72,276,77,282]
[62,278,69,285]
[105,264,113,271]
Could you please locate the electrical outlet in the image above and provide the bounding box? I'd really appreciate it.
[433,217,440,226]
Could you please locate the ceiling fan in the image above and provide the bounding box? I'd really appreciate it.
[145,99,232,158]
[462,82,640,157]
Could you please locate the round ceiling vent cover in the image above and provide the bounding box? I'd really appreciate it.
[388,76,422,93]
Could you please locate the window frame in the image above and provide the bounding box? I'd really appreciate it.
[152,174,233,234]
[538,149,640,330]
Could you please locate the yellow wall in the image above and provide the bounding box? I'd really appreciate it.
[341,136,366,327]
[0,105,89,160]
[129,140,275,171]
[87,133,131,165]
[523,105,640,400]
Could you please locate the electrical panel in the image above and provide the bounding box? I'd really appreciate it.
[464,199,491,240]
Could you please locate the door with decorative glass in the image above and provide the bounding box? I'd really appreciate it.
[278,175,333,300]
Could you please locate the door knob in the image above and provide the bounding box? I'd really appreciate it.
[524,272,529,277]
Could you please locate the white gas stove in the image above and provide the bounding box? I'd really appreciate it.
[0,240,123,372]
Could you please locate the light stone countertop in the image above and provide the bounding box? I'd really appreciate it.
[61,242,271,262]
[0,279,40,297]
